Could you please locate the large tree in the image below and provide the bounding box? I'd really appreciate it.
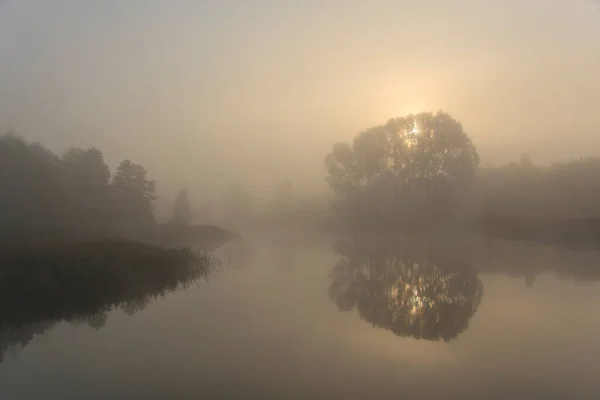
[111,160,157,228]
[325,111,479,227]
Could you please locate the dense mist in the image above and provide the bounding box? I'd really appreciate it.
[1,0,600,221]
[3,3,600,398]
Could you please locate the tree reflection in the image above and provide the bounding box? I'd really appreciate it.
[329,236,483,342]
[0,241,219,363]
[0,321,55,364]
[475,237,600,286]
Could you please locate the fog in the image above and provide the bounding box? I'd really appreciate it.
[4,4,600,396]
[1,0,599,218]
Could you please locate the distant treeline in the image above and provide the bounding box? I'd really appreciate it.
[472,156,600,243]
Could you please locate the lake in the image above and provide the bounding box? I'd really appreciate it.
[2,231,600,399]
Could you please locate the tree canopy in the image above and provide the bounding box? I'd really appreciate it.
[112,160,157,201]
[0,133,157,238]
[111,160,157,230]
[325,111,479,228]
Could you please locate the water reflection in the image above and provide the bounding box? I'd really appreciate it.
[328,235,483,342]
[0,241,219,363]
[476,238,600,286]
[329,234,600,342]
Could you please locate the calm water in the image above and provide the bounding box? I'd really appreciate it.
[2,232,600,399]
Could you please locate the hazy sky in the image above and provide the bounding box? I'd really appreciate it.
[1,0,599,201]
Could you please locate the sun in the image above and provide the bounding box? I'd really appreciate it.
[410,120,419,135]
[401,119,420,148]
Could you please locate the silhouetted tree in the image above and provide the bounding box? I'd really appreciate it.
[111,160,157,230]
[172,188,192,225]
[112,160,156,201]
[62,147,110,187]
[325,111,479,228]
[328,236,483,341]
[0,134,63,229]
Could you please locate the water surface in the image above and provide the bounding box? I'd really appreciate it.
[2,232,600,399]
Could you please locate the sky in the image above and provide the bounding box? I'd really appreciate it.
[1,0,599,205]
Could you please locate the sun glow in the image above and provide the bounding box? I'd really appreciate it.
[402,119,420,148]
[389,282,427,320]
[411,120,419,135]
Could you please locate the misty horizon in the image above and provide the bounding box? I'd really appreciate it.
[1,0,600,211]
[3,3,600,398]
